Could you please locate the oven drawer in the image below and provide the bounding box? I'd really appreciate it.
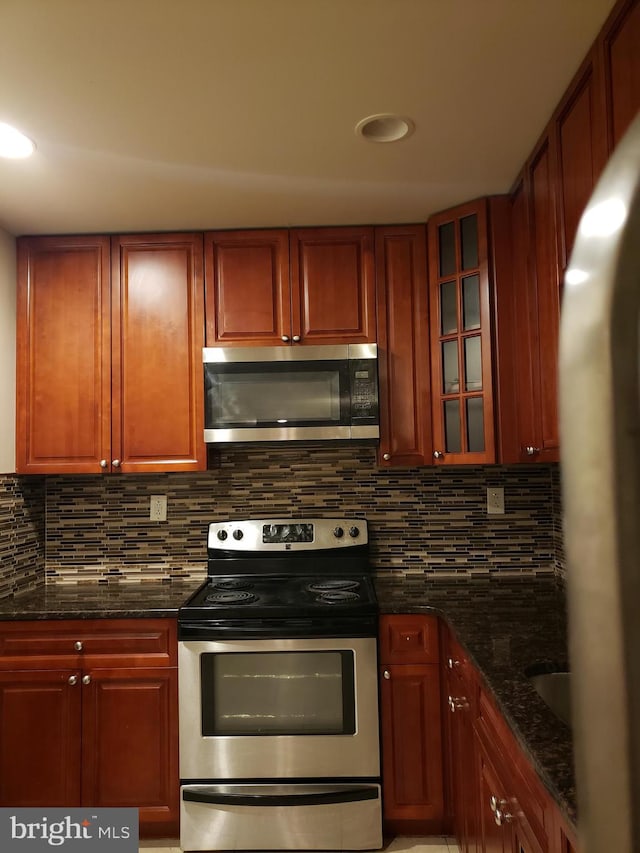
[181,783,382,851]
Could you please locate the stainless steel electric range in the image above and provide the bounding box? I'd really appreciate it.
[178,517,382,852]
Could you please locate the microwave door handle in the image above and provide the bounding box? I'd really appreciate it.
[182,785,379,807]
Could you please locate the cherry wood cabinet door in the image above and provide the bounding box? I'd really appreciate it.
[81,666,179,838]
[16,236,112,474]
[375,225,432,467]
[380,663,445,829]
[553,48,608,273]
[111,233,205,473]
[204,230,291,345]
[477,739,510,853]
[289,227,376,345]
[600,0,640,151]
[526,134,561,463]
[428,199,495,465]
[0,669,82,806]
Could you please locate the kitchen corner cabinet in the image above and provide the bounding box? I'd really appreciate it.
[204,226,376,346]
[379,615,445,833]
[0,619,178,838]
[16,233,205,475]
[427,199,496,465]
[375,225,432,466]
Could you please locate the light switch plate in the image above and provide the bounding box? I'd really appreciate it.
[486,487,505,515]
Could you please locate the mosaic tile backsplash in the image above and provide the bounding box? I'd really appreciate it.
[0,474,45,597]
[37,447,560,584]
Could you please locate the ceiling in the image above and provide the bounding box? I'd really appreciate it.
[0,0,616,237]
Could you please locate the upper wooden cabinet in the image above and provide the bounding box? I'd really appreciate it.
[205,227,376,346]
[599,0,640,151]
[428,199,496,465]
[375,225,432,467]
[16,233,206,475]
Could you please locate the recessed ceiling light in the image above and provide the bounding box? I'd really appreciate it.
[0,123,35,158]
[355,113,415,143]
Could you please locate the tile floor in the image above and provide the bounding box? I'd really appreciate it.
[139,836,460,853]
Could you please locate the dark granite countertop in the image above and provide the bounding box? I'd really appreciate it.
[0,580,203,619]
[0,574,574,828]
[374,574,576,828]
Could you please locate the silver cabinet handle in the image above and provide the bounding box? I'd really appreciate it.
[382,453,391,461]
[292,335,301,342]
[433,450,444,459]
[447,657,460,669]
[495,807,513,826]
[100,459,108,469]
[68,675,78,685]
[449,695,469,712]
[383,670,391,680]
[112,459,121,468]
[281,335,290,342]
[74,641,83,651]
[525,446,540,456]
[82,675,91,685]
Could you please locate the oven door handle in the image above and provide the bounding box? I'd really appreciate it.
[182,785,379,807]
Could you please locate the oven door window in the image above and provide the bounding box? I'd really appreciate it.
[200,651,356,736]
[204,361,351,428]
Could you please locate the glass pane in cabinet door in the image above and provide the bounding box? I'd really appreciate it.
[466,397,485,452]
[442,340,460,394]
[462,274,481,330]
[460,214,478,270]
[441,281,458,335]
[438,222,456,277]
[444,400,462,453]
[464,336,482,391]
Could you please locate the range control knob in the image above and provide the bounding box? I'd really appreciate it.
[217,530,228,541]
[333,526,344,538]
[349,526,360,538]
[233,529,244,541]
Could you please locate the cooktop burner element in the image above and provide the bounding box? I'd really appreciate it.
[308,580,360,592]
[178,517,377,638]
[316,590,360,604]
[209,579,254,591]
[205,591,259,605]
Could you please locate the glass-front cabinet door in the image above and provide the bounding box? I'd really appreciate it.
[427,199,495,464]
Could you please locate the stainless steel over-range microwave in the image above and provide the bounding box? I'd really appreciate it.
[203,344,379,444]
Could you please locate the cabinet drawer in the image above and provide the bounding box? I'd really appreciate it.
[0,619,177,668]
[379,615,439,664]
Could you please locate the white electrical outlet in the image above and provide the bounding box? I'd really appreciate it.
[486,487,505,515]
[150,495,167,522]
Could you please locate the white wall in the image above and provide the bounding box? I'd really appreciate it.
[0,228,16,474]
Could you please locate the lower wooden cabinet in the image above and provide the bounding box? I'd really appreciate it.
[0,619,178,838]
[379,615,445,833]
[440,621,579,853]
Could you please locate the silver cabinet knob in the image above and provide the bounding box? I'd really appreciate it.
[433,450,444,459]
[383,670,391,680]
[292,335,301,342]
[100,459,108,469]
[82,675,91,685]
[112,459,121,468]
[74,641,83,651]
[447,657,460,669]
[525,446,540,456]
[68,675,78,686]
[281,335,290,342]
[382,453,391,461]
